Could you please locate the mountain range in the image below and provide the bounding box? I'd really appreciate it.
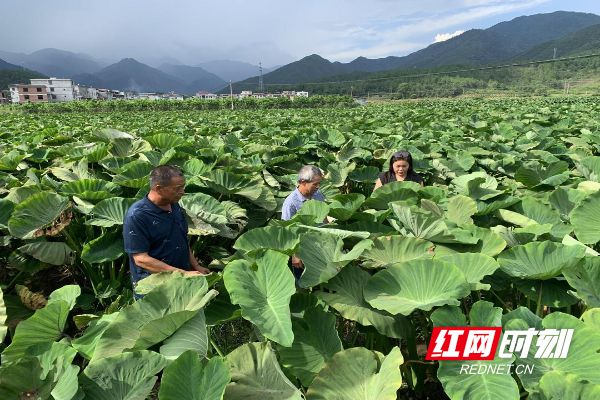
[1,11,600,94]
[0,50,269,94]
[231,11,600,90]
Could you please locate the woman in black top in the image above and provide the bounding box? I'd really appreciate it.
[374,150,424,190]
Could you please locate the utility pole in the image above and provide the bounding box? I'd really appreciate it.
[229,80,234,110]
[350,86,353,98]
[258,62,264,93]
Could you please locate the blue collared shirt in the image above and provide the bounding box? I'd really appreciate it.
[123,196,190,285]
[281,188,326,220]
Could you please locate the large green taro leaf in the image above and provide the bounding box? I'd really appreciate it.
[318,128,346,147]
[139,148,177,167]
[223,250,295,347]
[364,259,471,315]
[436,253,500,291]
[8,192,69,239]
[146,132,187,150]
[5,186,42,204]
[563,257,600,308]
[112,160,154,188]
[515,161,570,188]
[361,235,434,268]
[317,265,413,339]
[364,181,420,210]
[562,234,599,257]
[495,209,539,227]
[204,170,276,210]
[514,312,600,394]
[278,307,343,387]
[570,190,600,244]
[86,197,136,227]
[438,352,519,400]
[18,242,75,266]
[71,313,119,360]
[576,156,600,182]
[180,192,228,226]
[1,285,80,364]
[305,347,403,400]
[0,150,28,171]
[497,241,585,280]
[326,161,355,187]
[225,342,302,400]
[289,199,330,225]
[329,193,365,221]
[467,177,504,201]
[158,352,230,400]
[514,278,579,308]
[549,187,587,218]
[349,166,379,183]
[80,350,167,400]
[81,231,124,264]
[94,128,134,141]
[434,225,507,257]
[434,301,520,400]
[533,370,600,400]
[0,342,79,400]
[234,226,299,254]
[296,224,371,239]
[0,199,15,229]
[298,231,372,288]
[60,179,120,201]
[391,203,478,244]
[446,195,477,226]
[91,274,216,361]
[181,193,240,236]
[452,172,503,200]
[111,138,152,158]
[159,310,208,360]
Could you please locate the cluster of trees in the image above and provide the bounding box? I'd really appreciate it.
[12,95,356,114]
[263,56,600,99]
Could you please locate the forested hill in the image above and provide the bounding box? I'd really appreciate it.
[227,11,600,92]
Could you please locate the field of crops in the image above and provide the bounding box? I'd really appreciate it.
[0,97,599,399]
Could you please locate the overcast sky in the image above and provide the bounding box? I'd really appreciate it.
[3,0,600,67]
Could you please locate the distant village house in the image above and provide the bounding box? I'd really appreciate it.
[30,78,75,102]
[74,84,98,100]
[9,84,49,103]
[195,91,217,100]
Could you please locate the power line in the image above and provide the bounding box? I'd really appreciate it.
[233,53,600,88]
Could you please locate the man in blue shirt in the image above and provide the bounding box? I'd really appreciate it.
[123,165,209,296]
[281,165,325,279]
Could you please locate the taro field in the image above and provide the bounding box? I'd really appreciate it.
[0,97,599,399]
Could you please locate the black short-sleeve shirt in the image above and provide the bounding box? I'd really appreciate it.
[378,171,424,185]
[123,196,190,284]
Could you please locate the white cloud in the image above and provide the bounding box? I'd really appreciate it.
[434,30,465,42]
[322,0,550,61]
[0,0,570,65]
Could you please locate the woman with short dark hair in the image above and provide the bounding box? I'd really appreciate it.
[374,150,424,190]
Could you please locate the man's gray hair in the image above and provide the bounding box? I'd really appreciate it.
[150,165,184,188]
[297,165,323,183]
